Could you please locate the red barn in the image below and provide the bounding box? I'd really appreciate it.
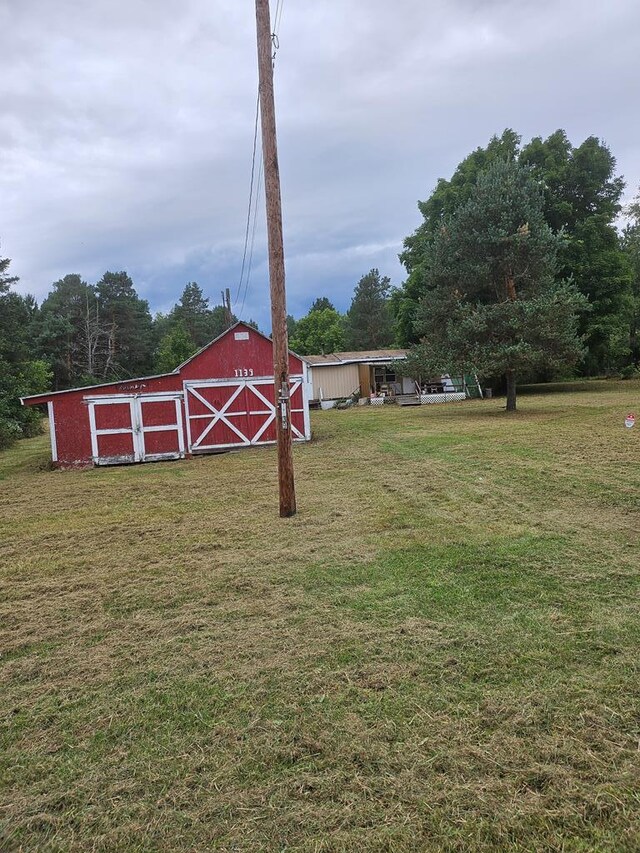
[21,322,311,468]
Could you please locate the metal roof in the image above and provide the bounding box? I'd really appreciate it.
[303,349,408,367]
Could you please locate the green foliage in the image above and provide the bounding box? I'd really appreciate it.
[154,320,197,373]
[34,271,154,387]
[0,291,37,365]
[0,252,52,448]
[289,307,345,355]
[521,133,631,374]
[395,130,521,345]
[309,296,336,313]
[408,159,588,410]
[286,314,297,341]
[621,186,640,369]
[0,252,19,295]
[396,129,632,375]
[95,271,154,378]
[170,282,236,349]
[36,274,93,388]
[345,268,393,350]
[174,282,213,347]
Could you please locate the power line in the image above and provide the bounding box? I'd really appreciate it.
[234,0,285,320]
[233,91,260,311]
[273,0,284,35]
[238,155,263,319]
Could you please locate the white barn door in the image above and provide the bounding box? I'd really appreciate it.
[87,393,185,465]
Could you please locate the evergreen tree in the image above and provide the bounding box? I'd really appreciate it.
[394,130,520,344]
[0,253,19,295]
[37,274,97,388]
[95,271,154,379]
[345,269,393,350]
[621,187,640,370]
[0,251,51,448]
[167,282,237,349]
[521,132,631,373]
[395,129,631,375]
[173,282,212,347]
[408,159,588,411]
[309,297,336,313]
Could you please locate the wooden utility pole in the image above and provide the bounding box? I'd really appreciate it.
[255,0,296,517]
[221,287,232,327]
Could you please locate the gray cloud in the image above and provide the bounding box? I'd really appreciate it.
[1,0,639,327]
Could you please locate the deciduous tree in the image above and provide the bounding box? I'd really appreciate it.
[289,308,345,355]
[154,321,197,373]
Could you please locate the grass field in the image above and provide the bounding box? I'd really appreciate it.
[1,380,639,852]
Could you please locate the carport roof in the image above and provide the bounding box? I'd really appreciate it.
[303,349,408,367]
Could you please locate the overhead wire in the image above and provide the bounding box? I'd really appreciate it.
[238,156,263,319]
[233,92,260,311]
[234,0,284,320]
[273,0,284,42]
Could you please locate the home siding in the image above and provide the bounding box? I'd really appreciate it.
[311,364,360,400]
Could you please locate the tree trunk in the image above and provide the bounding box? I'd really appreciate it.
[505,369,517,412]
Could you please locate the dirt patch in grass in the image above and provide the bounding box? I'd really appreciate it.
[1,381,639,851]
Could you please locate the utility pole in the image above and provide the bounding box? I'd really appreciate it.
[221,287,232,327]
[255,0,296,517]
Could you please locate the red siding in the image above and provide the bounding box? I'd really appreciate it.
[23,323,308,468]
[182,327,303,381]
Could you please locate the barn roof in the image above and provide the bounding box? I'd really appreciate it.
[20,370,177,404]
[303,349,408,367]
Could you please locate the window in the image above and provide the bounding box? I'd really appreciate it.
[373,365,398,392]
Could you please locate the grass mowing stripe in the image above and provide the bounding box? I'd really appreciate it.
[1,379,639,851]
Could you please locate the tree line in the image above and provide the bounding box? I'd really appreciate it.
[2,126,639,446]
[287,269,395,356]
[0,271,245,448]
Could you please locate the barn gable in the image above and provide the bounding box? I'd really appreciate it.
[177,321,305,381]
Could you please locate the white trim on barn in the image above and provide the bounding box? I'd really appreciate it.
[47,401,58,462]
[86,391,186,465]
[138,394,186,462]
[183,376,307,453]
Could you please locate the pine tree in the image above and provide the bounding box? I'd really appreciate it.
[95,271,153,379]
[396,129,631,375]
[345,269,393,350]
[408,159,588,411]
[621,187,640,370]
[0,251,51,448]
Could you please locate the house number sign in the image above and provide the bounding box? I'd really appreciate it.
[233,368,255,377]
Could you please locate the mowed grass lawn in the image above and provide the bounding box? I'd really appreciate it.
[1,381,639,852]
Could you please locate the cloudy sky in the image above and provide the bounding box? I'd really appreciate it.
[2,0,639,329]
